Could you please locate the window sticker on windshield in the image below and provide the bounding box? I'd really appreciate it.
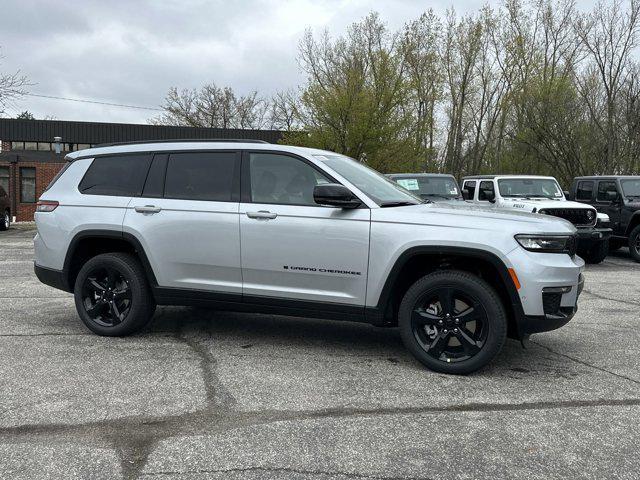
[397,179,419,190]
[450,189,458,195]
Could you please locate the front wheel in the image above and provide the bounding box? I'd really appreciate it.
[0,210,9,231]
[398,270,507,375]
[581,239,609,264]
[629,226,640,263]
[74,252,156,336]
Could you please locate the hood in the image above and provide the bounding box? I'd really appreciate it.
[372,201,577,236]
[498,197,595,213]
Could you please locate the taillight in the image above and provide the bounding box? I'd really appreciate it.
[36,200,59,212]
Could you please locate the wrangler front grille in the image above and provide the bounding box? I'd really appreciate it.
[540,208,596,227]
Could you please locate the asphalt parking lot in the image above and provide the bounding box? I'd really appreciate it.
[1,225,639,480]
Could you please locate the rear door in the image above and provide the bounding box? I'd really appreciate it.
[239,151,370,306]
[122,150,242,294]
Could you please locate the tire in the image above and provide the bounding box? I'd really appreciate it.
[581,238,609,264]
[0,210,9,231]
[629,225,640,263]
[398,270,507,375]
[74,252,156,336]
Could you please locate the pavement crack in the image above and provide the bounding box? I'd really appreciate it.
[140,465,429,479]
[581,288,639,308]
[531,339,640,385]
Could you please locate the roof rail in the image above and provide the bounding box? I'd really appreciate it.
[94,138,270,148]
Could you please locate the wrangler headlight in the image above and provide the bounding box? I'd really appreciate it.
[515,234,575,254]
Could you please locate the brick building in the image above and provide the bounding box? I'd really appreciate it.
[0,118,283,222]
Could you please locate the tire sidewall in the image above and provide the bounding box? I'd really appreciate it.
[0,211,8,231]
[398,271,507,375]
[629,226,640,262]
[74,253,153,336]
[583,238,609,264]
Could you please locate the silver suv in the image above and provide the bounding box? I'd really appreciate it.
[34,141,584,374]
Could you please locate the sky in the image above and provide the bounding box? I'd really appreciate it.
[0,0,600,124]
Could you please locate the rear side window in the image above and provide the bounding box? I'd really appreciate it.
[464,180,476,198]
[79,155,152,196]
[164,152,238,202]
[576,181,594,201]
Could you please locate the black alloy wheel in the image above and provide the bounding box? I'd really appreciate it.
[411,287,489,363]
[0,211,9,231]
[398,270,507,374]
[629,225,640,263]
[74,252,156,336]
[81,266,132,327]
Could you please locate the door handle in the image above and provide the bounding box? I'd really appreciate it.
[246,210,277,220]
[134,205,162,214]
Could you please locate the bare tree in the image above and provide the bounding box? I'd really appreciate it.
[0,49,30,115]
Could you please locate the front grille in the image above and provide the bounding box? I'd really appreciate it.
[541,208,596,226]
[542,292,562,316]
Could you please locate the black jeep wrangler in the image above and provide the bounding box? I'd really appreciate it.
[568,176,640,262]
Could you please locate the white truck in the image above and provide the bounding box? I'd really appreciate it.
[461,175,611,263]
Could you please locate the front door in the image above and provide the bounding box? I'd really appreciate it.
[239,151,370,306]
[595,180,622,233]
[123,151,243,294]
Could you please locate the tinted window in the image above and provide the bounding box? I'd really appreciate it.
[20,167,36,203]
[0,166,8,196]
[597,181,618,201]
[464,180,476,198]
[478,181,495,201]
[79,155,152,196]
[250,153,331,206]
[142,155,168,198]
[576,181,594,201]
[621,179,640,197]
[165,152,237,202]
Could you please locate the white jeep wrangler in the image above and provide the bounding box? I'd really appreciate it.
[461,175,611,264]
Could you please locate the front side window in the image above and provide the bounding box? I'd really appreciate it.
[314,154,421,206]
[79,154,152,197]
[621,179,640,198]
[478,181,495,201]
[497,178,563,199]
[250,153,331,206]
[0,166,9,196]
[20,167,36,203]
[597,181,618,201]
[576,181,594,200]
[164,152,237,202]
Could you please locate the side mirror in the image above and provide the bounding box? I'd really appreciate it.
[605,190,619,203]
[313,184,362,209]
[563,190,571,199]
[462,189,471,200]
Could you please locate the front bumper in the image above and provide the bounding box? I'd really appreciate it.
[518,273,584,335]
[576,227,612,249]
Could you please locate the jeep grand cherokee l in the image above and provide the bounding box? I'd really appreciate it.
[34,141,585,374]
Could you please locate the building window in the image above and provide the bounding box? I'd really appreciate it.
[20,167,36,203]
[0,166,8,195]
[11,141,24,150]
[37,142,51,151]
[24,142,37,151]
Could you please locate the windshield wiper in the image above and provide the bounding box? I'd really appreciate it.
[380,200,423,208]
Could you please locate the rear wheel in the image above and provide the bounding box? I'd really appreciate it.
[581,239,609,264]
[0,210,9,231]
[398,270,507,375]
[629,226,640,263]
[74,253,156,336]
[608,240,623,252]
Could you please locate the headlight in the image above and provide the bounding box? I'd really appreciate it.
[586,210,596,223]
[515,234,575,253]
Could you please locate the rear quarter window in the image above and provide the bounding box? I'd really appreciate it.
[78,155,153,196]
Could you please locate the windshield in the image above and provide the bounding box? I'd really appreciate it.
[498,178,563,199]
[391,176,460,199]
[621,179,640,197]
[314,154,422,206]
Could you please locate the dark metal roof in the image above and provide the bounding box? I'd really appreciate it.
[0,118,284,144]
[0,150,66,163]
